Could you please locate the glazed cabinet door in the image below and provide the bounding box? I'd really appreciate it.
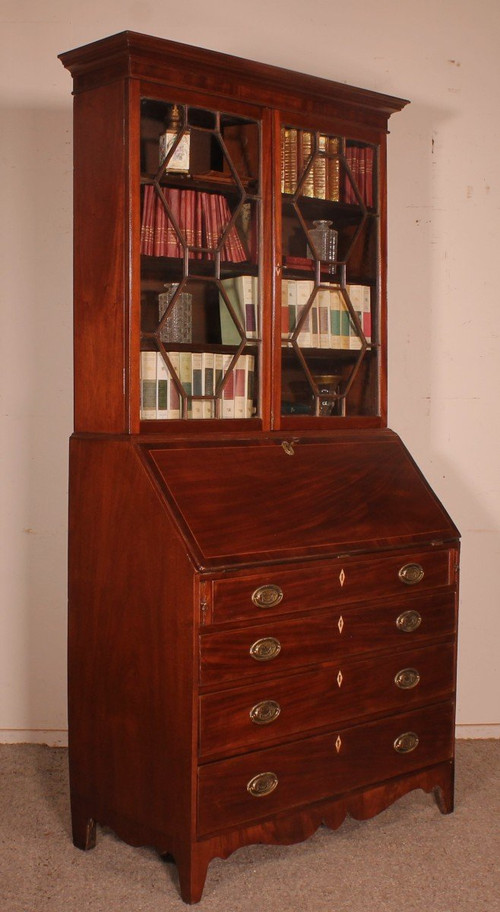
[277,117,385,428]
[138,91,266,427]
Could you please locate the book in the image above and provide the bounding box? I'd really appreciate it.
[140,185,155,256]
[202,351,215,418]
[347,284,372,346]
[329,289,342,348]
[234,275,258,339]
[222,353,235,418]
[179,350,192,418]
[298,131,314,197]
[281,127,297,194]
[295,280,314,347]
[219,275,258,342]
[281,279,290,338]
[317,287,332,348]
[313,134,327,200]
[219,278,245,344]
[157,354,169,419]
[327,137,340,202]
[140,350,158,418]
[191,351,204,419]
[167,351,181,419]
[233,356,247,419]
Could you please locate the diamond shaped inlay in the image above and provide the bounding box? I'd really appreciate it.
[339,569,346,587]
[338,615,344,634]
[335,735,342,754]
[337,670,343,688]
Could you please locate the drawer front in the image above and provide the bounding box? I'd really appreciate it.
[198,701,455,836]
[199,642,456,758]
[199,590,456,686]
[212,549,454,623]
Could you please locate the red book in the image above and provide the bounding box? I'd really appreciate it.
[154,192,166,257]
[365,147,374,207]
[219,195,246,262]
[194,190,203,258]
[140,184,154,255]
[199,192,214,260]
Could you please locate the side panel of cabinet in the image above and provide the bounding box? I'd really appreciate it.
[68,436,198,853]
[73,82,129,433]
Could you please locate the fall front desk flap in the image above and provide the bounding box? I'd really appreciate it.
[142,432,459,569]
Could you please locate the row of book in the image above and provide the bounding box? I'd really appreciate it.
[140,185,248,261]
[344,145,375,208]
[281,128,374,207]
[282,280,372,350]
[140,351,255,420]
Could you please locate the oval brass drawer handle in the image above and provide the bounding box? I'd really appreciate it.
[398,562,425,585]
[394,667,421,690]
[394,731,419,754]
[396,609,422,633]
[247,771,279,797]
[249,637,281,662]
[252,584,284,609]
[249,700,281,725]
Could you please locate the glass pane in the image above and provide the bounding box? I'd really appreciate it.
[280,124,379,419]
[140,99,260,420]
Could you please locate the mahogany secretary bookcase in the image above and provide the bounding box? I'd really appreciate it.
[60,32,460,904]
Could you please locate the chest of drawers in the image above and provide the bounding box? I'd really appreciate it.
[68,432,459,903]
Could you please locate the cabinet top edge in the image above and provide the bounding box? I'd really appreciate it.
[58,30,409,119]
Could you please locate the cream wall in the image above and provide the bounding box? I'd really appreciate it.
[1,0,498,743]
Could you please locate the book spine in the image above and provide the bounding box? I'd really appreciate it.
[317,287,330,348]
[202,351,215,418]
[313,134,327,200]
[296,280,314,348]
[281,127,297,195]
[348,284,372,345]
[287,280,297,336]
[140,350,158,418]
[167,352,181,419]
[235,275,257,339]
[222,354,235,418]
[154,194,166,257]
[179,351,192,417]
[281,278,289,338]
[326,137,340,202]
[340,293,351,349]
[156,354,168,418]
[140,185,154,256]
[191,351,203,419]
[219,277,244,344]
[246,354,255,417]
[233,356,246,419]
[330,289,342,348]
[365,147,374,208]
[299,130,314,197]
[214,352,225,418]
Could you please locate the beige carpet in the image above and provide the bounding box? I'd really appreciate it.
[1,741,498,910]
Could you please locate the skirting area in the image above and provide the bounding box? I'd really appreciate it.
[1,741,498,911]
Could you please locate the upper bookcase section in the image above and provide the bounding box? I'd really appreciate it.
[60,33,408,435]
[59,31,408,128]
